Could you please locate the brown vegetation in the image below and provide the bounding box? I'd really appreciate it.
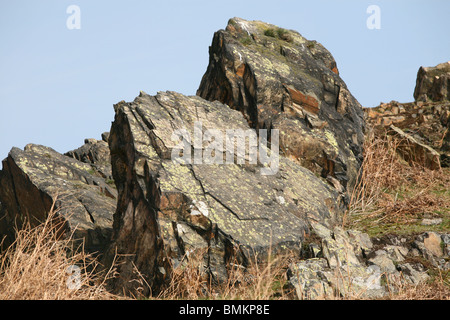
[347,130,450,230]
[0,202,118,300]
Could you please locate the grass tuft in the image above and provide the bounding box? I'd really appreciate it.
[346,130,450,236]
[0,201,119,300]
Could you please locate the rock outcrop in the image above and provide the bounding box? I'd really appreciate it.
[65,135,113,180]
[0,142,116,252]
[103,90,345,296]
[0,18,446,300]
[414,61,450,103]
[364,63,450,168]
[197,17,365,191]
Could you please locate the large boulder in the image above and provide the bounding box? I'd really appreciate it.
[103,90,345,296]
[197,17,365,190]
[414,61,450,102]
[0,143,116,252]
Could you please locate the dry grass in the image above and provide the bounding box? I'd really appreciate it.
[346,129,450,230]
[0,202,119,300]
[386,270,450,300]
[156,248,295,300]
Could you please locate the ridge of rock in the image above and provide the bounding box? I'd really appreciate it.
[197,17,365,191]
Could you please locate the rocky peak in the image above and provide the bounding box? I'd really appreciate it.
[197,17,365,191]
[414,61,450,102]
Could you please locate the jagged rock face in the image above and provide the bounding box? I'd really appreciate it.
[0,144,115,252]
[414,61,450,102]
[364,99,450,167]
[197,17,365,190]
[104,90,344,296]
[65,137,113,180]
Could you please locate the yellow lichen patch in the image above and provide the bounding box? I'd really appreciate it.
[323,130,339,152]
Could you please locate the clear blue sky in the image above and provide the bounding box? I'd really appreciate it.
[1,1,449,161]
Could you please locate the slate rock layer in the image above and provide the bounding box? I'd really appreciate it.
[197,18,365,190]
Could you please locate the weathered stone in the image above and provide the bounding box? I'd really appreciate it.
[442,234,450,257]
[314,226,386,299]
[197,17,365,191]
[321,227,362,268]
[320,226,375,268]
[414,61,450,102]
[346,229,373,253]
[321,263,386,299]
[288,258,333,300]
[101,132,110,142]
[423,232,444,257]
[349,265,385,298]
[288,253,386,299]
[388,125,441,170]
[103,90,344,296]
[288,228,445,299]
[421,218,443,226]
[397,263,430,285]
[369,250,397,274]
[65,137,113,180]
[411,232,447,268]
[383,245,408,262]
[0,144,115,252]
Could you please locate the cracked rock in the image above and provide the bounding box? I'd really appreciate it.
[197,17,365,191]
[103,90,345,296]
[0,143,115,252]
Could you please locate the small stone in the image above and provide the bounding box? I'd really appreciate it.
[347,229,373,251]
[391,106,399,115]
[423,232,444,257]
[384,245,408,262]
[369,250,397,273]
[288,259,333,300]
[84,138,97,144]
[398,263,430,284]
[421,218,443,226]
[101,132,110,142]
[309,243,322,258]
